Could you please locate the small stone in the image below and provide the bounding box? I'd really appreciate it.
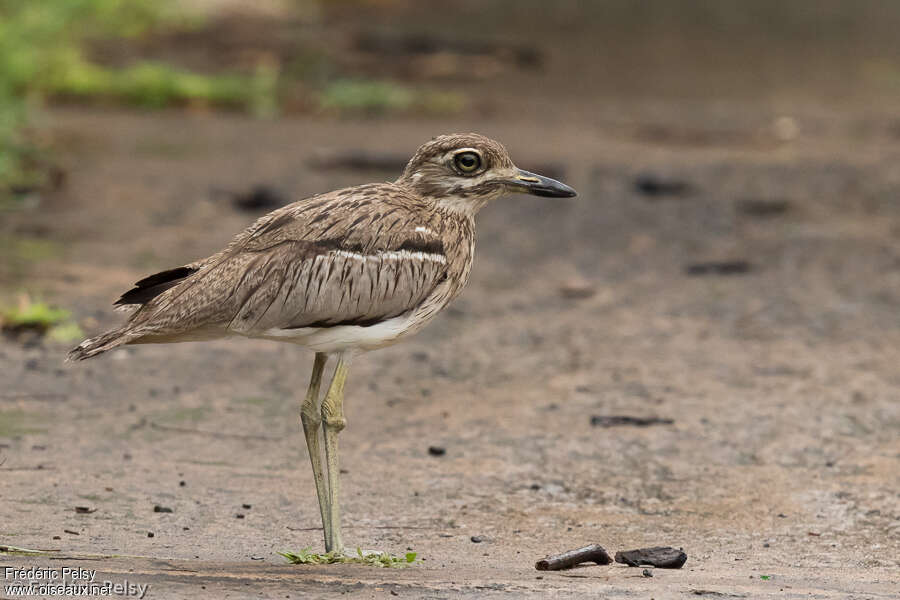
[471,535,485,543]
[153,505,173,513]
[615,547,687,569]
[179,480,186,487]
[559,279,596,299]
[242,503,252,509]
[642,568,653,577]
[236,513,245,519]
[428,446,446,456]
[147,532,155,538]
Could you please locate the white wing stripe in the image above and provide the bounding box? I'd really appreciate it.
[332,249,446,265]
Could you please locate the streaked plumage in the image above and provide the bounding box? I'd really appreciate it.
[68,133,576,554]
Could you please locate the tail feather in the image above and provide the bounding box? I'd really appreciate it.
[66,328,136,361]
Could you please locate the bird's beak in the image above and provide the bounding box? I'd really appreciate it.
[508,169,577,198]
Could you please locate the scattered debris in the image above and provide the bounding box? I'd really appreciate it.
[73,506,96,514]
[63,530,79,535]
[685,261,752,276]
[634,174,692,197]
[590,415,674,428]
[535,544,612,571]
[736,198,790,217]
[615,547,687,569]
[428,446,446,456]
[153,505,173,513]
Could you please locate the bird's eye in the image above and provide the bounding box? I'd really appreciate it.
[453,151,482,174]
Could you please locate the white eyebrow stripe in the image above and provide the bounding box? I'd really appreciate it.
[331,249,446,264]
[414,226,434,235]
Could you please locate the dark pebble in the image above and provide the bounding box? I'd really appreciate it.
[737,198,790,217]
[147,532,155,538]
[242,503,252,509]
[471,535,485,543]
[685,261,752,276]
[634,174,691,197]
[236,513,245,519]
[642,568,653,577]
[614,547,687,569]
[179,480,186,487]
[153,505,173,513]
[230,185,287,212]
[428,446,446,456]
[74,506,96,514]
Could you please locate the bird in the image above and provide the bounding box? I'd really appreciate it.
[67,133,577,554]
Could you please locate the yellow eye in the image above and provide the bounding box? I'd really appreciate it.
[453,151,482,174]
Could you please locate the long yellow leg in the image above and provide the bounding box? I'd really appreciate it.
[300,353,331,550]
[321,352,351,553]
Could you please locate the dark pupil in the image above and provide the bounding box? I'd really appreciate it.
[459,154,477,169]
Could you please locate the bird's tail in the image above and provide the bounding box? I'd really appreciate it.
[66,328,137,361]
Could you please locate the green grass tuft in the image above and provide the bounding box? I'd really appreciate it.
[318,79,464,115]
[0,296,83,341]
[279,547,418,568]
[2,301,69,330]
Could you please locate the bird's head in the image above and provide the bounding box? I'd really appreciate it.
[396,133,576,215]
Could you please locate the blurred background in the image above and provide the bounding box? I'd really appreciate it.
[3,0,900,326]
[1,1,899,592]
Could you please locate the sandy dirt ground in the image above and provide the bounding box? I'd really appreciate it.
[2,5,900,598]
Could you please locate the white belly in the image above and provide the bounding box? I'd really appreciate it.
[254,311,427,353]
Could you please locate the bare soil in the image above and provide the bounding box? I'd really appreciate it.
[2,3,900,598]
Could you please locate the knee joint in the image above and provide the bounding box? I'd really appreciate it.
[323,415,346,432]
[301,403,321,427]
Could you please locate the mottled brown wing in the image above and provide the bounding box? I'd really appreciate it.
[120,185,448,340]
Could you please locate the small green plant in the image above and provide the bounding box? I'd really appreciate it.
[0,296,83,342]
[318,79,464,115]
[279,547,418,568]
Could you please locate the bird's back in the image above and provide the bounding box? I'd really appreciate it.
[69,183,475,359]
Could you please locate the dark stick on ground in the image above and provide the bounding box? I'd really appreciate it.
[615,547,687,569]
[535,544,612,571]
[590,415,674,428]
[685,260,752,276]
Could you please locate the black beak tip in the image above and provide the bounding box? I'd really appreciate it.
[532,183,578,198]
[514,170,578,198]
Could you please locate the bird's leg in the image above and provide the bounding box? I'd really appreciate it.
[300,352,332,551]
[321,352,351,554]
